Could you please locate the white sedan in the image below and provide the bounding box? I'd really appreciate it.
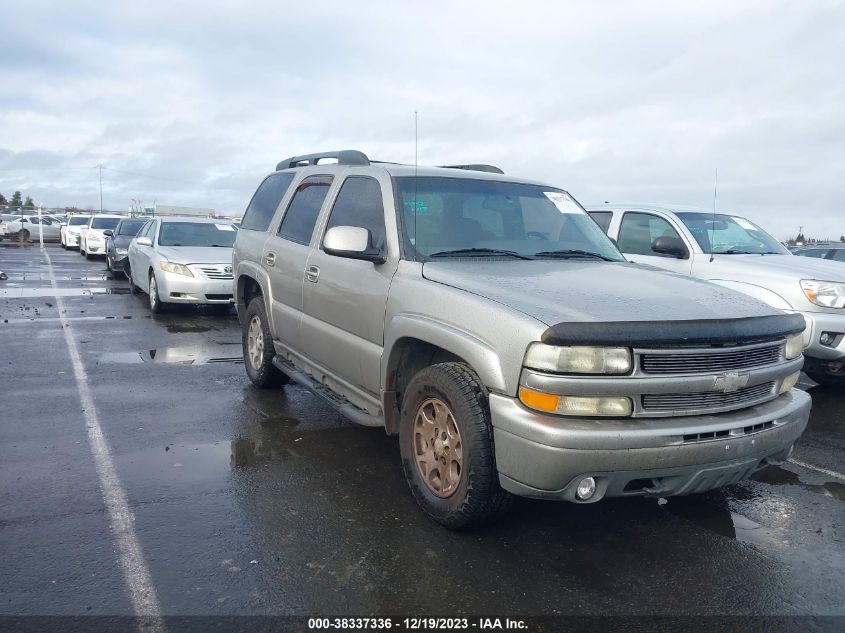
[127,216,237,313]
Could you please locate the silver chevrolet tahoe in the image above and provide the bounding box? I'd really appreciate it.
[233,150,810,529]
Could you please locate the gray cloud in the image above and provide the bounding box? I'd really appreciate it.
[0,0,842,239]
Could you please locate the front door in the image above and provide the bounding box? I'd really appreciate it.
[615,211,693,274]
[300,175,397,398]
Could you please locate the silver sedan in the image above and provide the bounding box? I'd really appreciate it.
[127,216,237,313]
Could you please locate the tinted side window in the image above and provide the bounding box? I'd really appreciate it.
[278,176,333,245]
[587,211,612,234]
[618,212,682,256]
[831,250,845,262]
[324,177,386,250]
[241,173,295,231]
[142,221,156,239]
[798,249,828,258]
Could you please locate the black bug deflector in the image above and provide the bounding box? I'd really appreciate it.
[541,313,806,347]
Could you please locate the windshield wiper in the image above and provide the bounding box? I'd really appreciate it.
[717,249,755,254]
[533,249,617,261]
[428,248,534,260]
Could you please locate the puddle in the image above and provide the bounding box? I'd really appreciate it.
[166,323,214,333]
[101,342,243,366]
[0,287,129,297]
[753,465,845,501]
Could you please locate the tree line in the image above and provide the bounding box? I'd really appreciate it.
[0,191,36,209]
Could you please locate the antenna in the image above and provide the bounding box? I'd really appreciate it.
[709,168,718,262]
[413,111,419,263]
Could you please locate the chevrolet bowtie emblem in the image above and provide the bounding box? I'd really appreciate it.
[712,371,750,393]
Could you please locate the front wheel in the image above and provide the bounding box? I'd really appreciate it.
[399,362,512,530]
[242,297,289,388]
[148,272,167,314]
[806,366,845,389]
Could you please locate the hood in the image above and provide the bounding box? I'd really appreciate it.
[704,253,845,283]
[155,245,233,264]
[422,260,783,326]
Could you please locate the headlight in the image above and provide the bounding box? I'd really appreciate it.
[115,247,128,255]
[524,343,632,374]
[784,333,804,359]
[800,280,845,308]
[159,261,194,277]
[519,387,633,417]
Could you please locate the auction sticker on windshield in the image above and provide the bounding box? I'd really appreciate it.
[544,191,584,214]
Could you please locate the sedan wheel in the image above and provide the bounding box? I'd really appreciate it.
[148,273,166,314]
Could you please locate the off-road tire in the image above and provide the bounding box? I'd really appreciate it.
[399,362,512,530]
[242,297,289,388]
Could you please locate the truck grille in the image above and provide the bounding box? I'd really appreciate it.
[641,381,775,413]
[640,344,781,375]
[196,265,233,280]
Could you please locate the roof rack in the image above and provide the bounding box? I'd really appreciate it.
[439,164,504,174]
[276,150,370,171]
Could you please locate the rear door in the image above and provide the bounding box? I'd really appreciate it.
[263,175,334,353]
[300,174,397,397]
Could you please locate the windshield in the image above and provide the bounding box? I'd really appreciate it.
[677,213,788,255]
[158,222,237,247]
[395,177,623,261]
[91,217,120,230]
[117,220,146,236]
[68,216,90,226]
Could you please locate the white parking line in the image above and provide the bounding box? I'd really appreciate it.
[787,458,845,482]
[43,247,165,627]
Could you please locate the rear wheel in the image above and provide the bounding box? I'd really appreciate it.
[399,362,512,530]
[243,297,289,388]
[148,272,167,314]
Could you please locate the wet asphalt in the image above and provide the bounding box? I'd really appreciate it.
[0,243,843,618]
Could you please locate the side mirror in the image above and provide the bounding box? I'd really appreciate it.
[652,235,689,259]
[323,226,385,263]
[136,236,153,247]
[103,230,114,237]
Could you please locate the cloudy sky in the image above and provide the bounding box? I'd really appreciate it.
[1,0,843,240]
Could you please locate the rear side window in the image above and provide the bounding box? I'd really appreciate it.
[587,211,612,234]
[241,173,295,231]
[324,177,386,250]
[831,250,845,262]
[278,176,333,245]
[797,248,828,258]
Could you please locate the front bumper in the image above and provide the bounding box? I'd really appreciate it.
[66,233,80,247]
[157,272,234,304]
[491,389,810,502]
[800,310,845,361]
[108,253,128,271]
[86,242,105,254]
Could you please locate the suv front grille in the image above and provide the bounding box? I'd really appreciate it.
[640,344,781,375]
[641,381,775,413]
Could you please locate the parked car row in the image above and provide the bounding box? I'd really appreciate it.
[69,150,842,530]
[1,213,65,241]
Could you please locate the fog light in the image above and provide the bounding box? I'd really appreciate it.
[820,331,843,347]
[576,477,596,500]
[778,371,800,394]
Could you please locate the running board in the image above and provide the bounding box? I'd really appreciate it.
[272,355,384,428]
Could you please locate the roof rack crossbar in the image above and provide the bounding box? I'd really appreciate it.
[439,164,504,174]
[276,150,370,171]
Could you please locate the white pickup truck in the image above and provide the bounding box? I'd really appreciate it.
[587,204,845,388]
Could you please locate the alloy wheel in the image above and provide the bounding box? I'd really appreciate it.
[247,315,264,370]
[413,398,464,498]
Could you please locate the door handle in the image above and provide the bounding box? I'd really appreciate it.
[264,252,276,267]
[305,265,320,283]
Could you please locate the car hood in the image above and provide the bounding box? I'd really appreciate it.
[155,245,233,264]
[422,260,782,326]
[705,253,845,282]
[112,235,135,249]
